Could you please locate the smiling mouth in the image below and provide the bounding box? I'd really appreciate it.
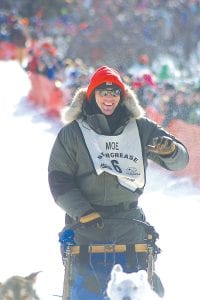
[103,102,113,107]
[102,104,114,111]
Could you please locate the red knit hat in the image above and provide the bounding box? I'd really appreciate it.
[86,66,126,101]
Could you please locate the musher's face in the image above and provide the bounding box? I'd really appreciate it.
[95,88,121,115]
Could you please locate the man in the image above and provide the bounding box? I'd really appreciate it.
[48,66,189,299]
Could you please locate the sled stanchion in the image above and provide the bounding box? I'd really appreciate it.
[146,228,161,290]
[147,246,154,287]
[59,229,75,300]
[62,246,71,300]
[147,232,155,287]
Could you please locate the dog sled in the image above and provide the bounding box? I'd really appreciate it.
[59,218,162,300]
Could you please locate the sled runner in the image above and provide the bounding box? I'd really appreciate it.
[59,219,161,300]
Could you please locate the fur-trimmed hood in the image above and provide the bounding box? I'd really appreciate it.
[61,85,145,124]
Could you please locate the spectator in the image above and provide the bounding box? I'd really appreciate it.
[187,87,200,125]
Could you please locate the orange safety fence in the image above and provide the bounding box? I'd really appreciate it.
[0,41,17,60]
[27,72,70,118]
[146,107,200,187]
[167,120,200,187]
[0,41,27,62]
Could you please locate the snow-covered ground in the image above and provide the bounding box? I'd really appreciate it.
[0,61,199,299]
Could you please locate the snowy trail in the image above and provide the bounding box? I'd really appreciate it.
[0,61,199,299]
[0,61,64,298]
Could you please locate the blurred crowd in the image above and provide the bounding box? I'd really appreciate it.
[1,0,200,65]
[0,0,200,127]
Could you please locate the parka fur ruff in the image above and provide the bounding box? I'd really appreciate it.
[61,86,145,124]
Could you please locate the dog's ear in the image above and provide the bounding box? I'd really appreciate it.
[112,264,123,273]
[137,270,148,281]
[25,271,42,285]
[111,264,123,281]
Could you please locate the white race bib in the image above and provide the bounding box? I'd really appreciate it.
[77,119,145,192]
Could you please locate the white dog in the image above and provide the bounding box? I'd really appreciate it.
[106,264,159,300]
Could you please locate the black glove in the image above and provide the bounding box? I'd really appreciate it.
[79,210,104,228]
[147,136,177,156]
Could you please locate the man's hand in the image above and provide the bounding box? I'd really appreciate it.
[147,136,177,156]
[79,210,104,228]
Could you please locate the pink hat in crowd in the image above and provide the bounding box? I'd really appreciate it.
[86,66,126,101]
